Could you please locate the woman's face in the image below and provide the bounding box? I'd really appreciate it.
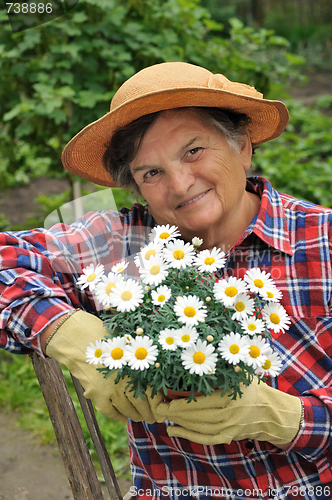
[130,109,254,248]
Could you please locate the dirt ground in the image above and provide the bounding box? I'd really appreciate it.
[0,72,331,500]
[0,413,132,500]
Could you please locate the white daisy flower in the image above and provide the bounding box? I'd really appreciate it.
[240,316,266,336]
[262,302,291,333]
[244,268,275,297]
[213,276,248,307]
[134,240,164,268]
[231,293,255,321]
[151,285,172,307]
[174,295,207,326]
[174,326,198,347]
[77,263,104,292]
[111,260,129,274]
[95,272,124,307]
[246,336,271,370]
[265,286,283,302]
[138,254,169,286]
[158,329,178,351]
[192,236,203,247]
[123,335,158,370]
[86,339,105,365]
[193,247,227,273]
[163,239,195,269]
[102,337,128,369]
[255,348,283,377]
[109,278,144,312]
[218,332,250,365]
[181,339,218,376]
[149,224,181,243]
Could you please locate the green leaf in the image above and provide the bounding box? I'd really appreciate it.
[285,52,306,65]
[229,17,244,30]
[267,36,290,47]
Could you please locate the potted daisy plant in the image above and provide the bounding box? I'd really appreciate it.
[81,225,290,402]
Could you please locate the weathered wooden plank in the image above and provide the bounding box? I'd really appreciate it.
[71,374,124,500]
[30,353,104,500]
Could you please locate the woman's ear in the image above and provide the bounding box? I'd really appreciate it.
[239,132,253,171]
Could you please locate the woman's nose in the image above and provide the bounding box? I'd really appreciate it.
[166,165,195,195]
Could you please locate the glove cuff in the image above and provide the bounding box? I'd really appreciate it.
[46,310,107,368]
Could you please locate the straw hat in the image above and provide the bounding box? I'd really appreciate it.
[62,61,289,187]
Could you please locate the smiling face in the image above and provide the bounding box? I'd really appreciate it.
[130,109,259,251]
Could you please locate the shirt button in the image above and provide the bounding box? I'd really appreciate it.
[245,441,255,450]
[24,328,32,337]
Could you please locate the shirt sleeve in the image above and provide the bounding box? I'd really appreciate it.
[0,205,154,357]
[0,205,152,357]
[290,393,331,457]
[0,227,92,357]
[287,316,332,465]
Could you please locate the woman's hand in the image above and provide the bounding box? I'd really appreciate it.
[154,378,303,446]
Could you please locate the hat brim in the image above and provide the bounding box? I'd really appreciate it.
[62,87,289,188]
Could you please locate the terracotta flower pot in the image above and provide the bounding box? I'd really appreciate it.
[165,387,202,401]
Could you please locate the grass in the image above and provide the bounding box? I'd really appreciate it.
[0,349,131,480]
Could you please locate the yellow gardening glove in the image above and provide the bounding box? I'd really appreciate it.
[154,378,302,447]
[46,310,163,423]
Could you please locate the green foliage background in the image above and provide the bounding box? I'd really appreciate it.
[0,0,332,486]
[1,0,304,192]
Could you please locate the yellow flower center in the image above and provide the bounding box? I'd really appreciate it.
[184,306,196,317]
[181,334,190,343]
[135,347,148,360]
[204,257,215,266]
[193,352,205,364]
[150,265,161,275]
[254,278,264,288]
[159,232,170,239]
[106,283,116,295]
[225,286,238,297]
[166,337,174,345]
[94,348,102,358]
[111,347,123,360]
[270,313,280,325]
[121,290,133,301]
[249,346,261,358]
[87,273,96,282]
[229,344,240,354]
[248,324,257,331]
[267,291,274,298]
[262,359,272,370]
[116,267,124,273]
[173,250,185,260]
[144,249,156,260]
[158,295,166,302]
[235,301,245,311]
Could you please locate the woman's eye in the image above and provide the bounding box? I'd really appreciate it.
[144,169,160,179]
[187,147,202,157]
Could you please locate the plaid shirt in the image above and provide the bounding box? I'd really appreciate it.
[1,177,332,499]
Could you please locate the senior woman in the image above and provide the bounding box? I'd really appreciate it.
[1,62,332,499]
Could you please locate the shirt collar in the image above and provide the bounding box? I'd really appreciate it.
[244,176,293,256]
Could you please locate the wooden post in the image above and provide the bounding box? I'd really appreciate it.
[71,375,124,500]
[30,353,105,500]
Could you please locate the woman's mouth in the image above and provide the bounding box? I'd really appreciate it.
[177,189,211,208]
